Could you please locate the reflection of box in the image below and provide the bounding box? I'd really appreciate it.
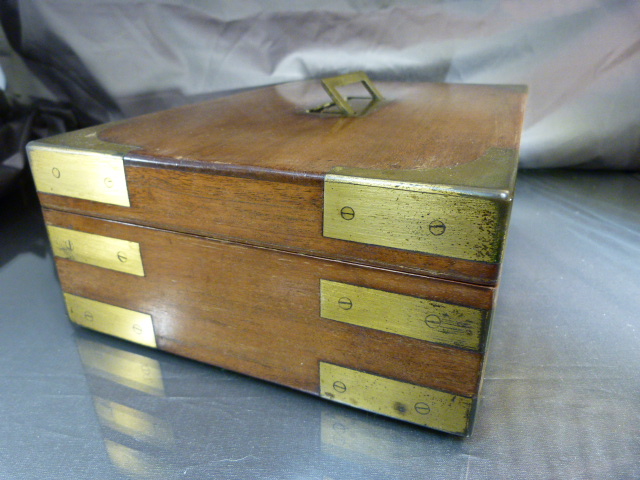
[28,74,527,435]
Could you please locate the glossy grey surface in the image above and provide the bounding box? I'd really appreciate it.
[1,171,639,479]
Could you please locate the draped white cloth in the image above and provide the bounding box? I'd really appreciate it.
[3,0,640,168]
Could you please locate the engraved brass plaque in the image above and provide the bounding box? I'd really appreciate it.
[320,280,486,351]
[323,175,506,263]
[64,294,156,348]
[77,339,165,395]
[48,226,144,276]
[29,146,130,206]
[319,363,474,435]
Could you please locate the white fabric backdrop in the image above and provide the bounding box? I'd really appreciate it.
[3,0,640,168]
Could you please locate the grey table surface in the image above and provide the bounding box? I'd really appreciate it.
[1,170,639,480]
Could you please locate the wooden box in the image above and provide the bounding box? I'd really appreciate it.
[28,74,527,435]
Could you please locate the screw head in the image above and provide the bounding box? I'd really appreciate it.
[338,297,353,310]
[116,251,128,263]
[104,177,114,188]
[340,206,355,220]
[428,220,446,236]
[425,314,441,329]
[51,167,61,178]
[333,381,347,393]
[132,324,143,335]
[83,311,94,322]
[414,402,431,415]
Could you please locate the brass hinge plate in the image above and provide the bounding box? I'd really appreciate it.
[320,280,487,351]
[323,175,507,263]
[48,226,144,276]
[64,293,156,348]
[29,145,130,206]
[319,363,474,435]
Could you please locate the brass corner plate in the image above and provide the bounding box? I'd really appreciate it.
[320,280,487,351]
[64,293,156,348]
[48,226,145,276]
[323,174,507,263]
[319,363,474,435]
[29,145,130,207]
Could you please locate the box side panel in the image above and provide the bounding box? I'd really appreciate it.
[35,164,502,286]
[43,209,495,434]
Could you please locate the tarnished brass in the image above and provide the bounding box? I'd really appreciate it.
[64,294,156,348]
[77,339,165,395]
[307,71,386,117]
[29,122,134,155]
[48,226,144,276]
[29,145,130,206]
[320,280,487,350]
[330,147,519,192]
[319,363,474,435]
[323,171,509,263]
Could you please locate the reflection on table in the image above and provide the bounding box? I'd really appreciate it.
[75,334,468,479]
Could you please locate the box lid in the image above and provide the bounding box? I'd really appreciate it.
[28,76,527,285]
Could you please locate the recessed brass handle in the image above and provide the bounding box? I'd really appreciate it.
[307,71,385,117]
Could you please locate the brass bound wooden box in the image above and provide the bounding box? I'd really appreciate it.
[28,73,527,436]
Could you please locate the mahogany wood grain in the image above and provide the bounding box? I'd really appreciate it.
[34,81,526,285]
[45,208,493,398]
[100,81,526,179]
[37,164,500,285]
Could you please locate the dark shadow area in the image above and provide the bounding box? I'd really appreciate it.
[0,174,48,267]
